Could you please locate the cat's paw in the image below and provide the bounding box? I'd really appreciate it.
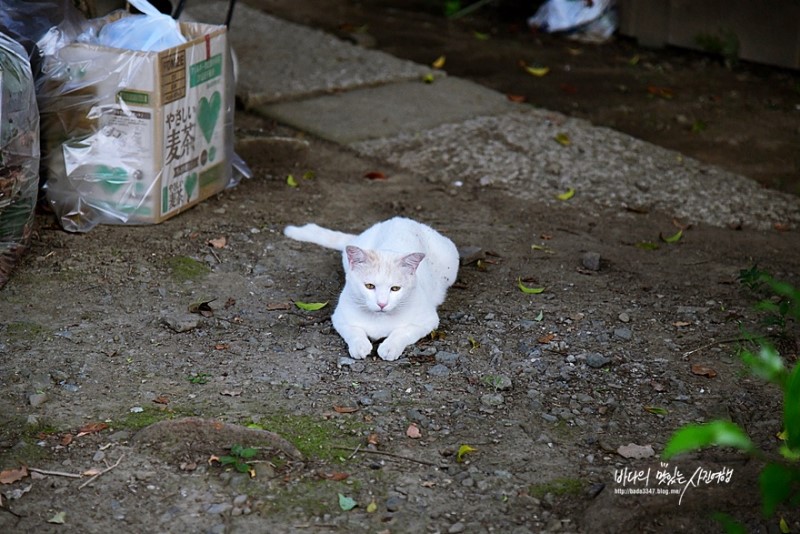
[347,337,373,360]
[377,340,407,361]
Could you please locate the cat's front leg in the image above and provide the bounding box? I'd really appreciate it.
[336,324,373,359]
[377,325,431,361]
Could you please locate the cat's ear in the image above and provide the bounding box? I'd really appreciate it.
[400,252,425,274]
[346,246,369,269]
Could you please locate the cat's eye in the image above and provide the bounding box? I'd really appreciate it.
[390,286,401,292]
[364,283,375,290]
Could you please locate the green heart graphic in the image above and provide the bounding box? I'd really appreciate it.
[96,165,129,194]
[197,91,221,144]
[185,173,198,199]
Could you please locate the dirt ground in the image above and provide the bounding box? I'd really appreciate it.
[2,2,800,533]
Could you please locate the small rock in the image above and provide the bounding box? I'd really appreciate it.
[491,375,513,391]
[233,494,248,507]
[206,503,233,515]
[458,246,484,265]
[581,251,601,271]
[586,353,611,369]
[385,495,402,512]
[161,314,200,333]
[435,351,460,366]
[618,312,630,323]
[338,356,356,368]
[28,393,47,408]
[480,393,504,407]
[427,364,450,377]
[449,521,466,534]
[614,327,632,341]
[93,450,106,463]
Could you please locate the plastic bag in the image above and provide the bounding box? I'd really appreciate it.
[95,0,187,52]
[528,0,617,43]
[0,33,40,288]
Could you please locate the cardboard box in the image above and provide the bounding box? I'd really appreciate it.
[41,17,233,231]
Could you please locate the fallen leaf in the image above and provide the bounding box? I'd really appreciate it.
[506,93,527,103]
[224,297,236,309]
[468,336,480,349]
[302,171,316,180]
[635,241,660,251]
[60,434,74,446]
[179,461,198,472]
[531,244,554,254]
[153,395,170,405]
[333,405,358,414]
[691,364,717,378]
[644,406,668,415]
[214,343,229,351]
[554,132,571,146]
[538,333,556,344]
[221,390,242,397]
[517,278,545,294]
[0,466,28,484]
[320,471,350,481]
[207,236,227,249]
[628,54,640,65]
[650,381,666,392]
[421,480,437,488]
[456,444,477,463]
[406,423,422,439]
[422,72,435,83]
[774,222,790,232]
[266,302,291,311]
[77,422,108,437]
[556,187,575,201]
[366,500,378,513]
[367,433,380,446]
[524,65,550,77]
[208,455,220,464]
[338,493,357,511]
[647,85,674,99]
[432,55,446,69]
[188,298,216,317]
[534,310,544,321]
[617,443,655,459]
[48,511,67,524]
[672,321,691,327]
[780,517,790,534]
[473,31,489,40]
[82,467,103,476]
[540,233,553,240]
[364,171,387,180]
[294,301,328,311]
[659,229,683,243]
[286,174,298,187]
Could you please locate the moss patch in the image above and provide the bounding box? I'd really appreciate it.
[4,321,50,343]
[530,477,584,499]
[250,414,364,461]
[167,256,211,282]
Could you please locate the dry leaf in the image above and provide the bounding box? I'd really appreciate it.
[367,433,380,446]
[774,222,790,232]
[672,321,691,327]
[0,466,28,485]
[432,55,446,69]
[364,171,387,180]
[406,423,422,439]
[207,237,227,249]
[77,422,108,437]
[214,343,230,350]
[82,467,103,476]
[60,434,74,446]
[691,364,717,378]
[333,405,358,414]
[506,93,527,103]
[538,333,556,344]
[224,297,236,309]
[153,395,170,405]
[320,471,350,481]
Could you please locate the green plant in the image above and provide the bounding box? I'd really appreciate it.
[187,373,212,384]
[663,272,800,530]
[219,444,258,473]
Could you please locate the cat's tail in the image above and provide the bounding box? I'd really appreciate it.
[283,223,356,251]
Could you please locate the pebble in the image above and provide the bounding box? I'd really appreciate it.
[427,364,450,377]
[338,356,356,368]
[233,494,248,507]
[492,375,513,391]
[449,521,466,533]
[93,450,105,462]
[385,495,402,512]
[161,314,200,333]
[28,393,47,407]
[618,312,630,323]
[372,390,392,402]
[206,503,233,515]
[480,393,504,407]
[435,351,460,366]
[614,327,632,341]
[581,251,601,271]
[586,353,611,369]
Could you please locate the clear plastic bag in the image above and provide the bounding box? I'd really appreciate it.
[0,33,40,287]
[96,0,187,52]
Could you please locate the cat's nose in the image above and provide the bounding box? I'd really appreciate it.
[378,302,387,310]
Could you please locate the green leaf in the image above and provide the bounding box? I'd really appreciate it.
[556,187,575,200]
[234,461,251,473]
[635,241,660,251]
[741,345,787,387]
[338,493,357,511]
[644,406,668,415]
[711,512,747,534]
[294,301,328,311]
[534,310,544,321]
[422,72,435,84]
[517,278,545,294]
[238,447,258,459]
[662,420,754,459]
[784,362,800,450]
[219,455,237,465]
[554,133,571,146]
[759,462,800,518]
[456,444,477,463]
[660,229,683,243]
[473,31,489,41]
[286,174,298,187]
[48,512,67,524]
[780,517,790,534]
[302,171,316,180]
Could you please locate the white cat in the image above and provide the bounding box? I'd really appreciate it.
[284,217,459,361]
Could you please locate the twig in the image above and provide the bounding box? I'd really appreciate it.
[332,446,442,468]
[79,454,125,489]
[682,335,768,359]
[28,467,82,479]
[347,444,361,460]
